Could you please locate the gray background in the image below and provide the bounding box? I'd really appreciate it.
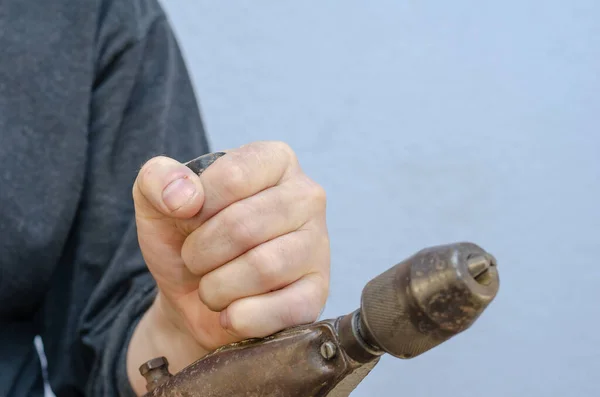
[159,1,599,396]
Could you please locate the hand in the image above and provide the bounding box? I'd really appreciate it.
[126,141,330,394]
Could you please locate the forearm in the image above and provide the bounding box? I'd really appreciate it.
[127,295,210,396]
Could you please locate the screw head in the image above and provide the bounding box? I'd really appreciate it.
[320,341,337,360]
[139,356,169,376]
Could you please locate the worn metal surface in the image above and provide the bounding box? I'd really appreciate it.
[360,242,499,359]
[336,311,381,364]
[140,241,500,396]
[324,360,379,397]
[143,322,356,397]
[185,152,226,175]
[139,357,172,393]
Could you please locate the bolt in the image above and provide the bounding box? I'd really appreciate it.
[139,357,168,375]
[320,341,337,360]
[139,356,172,392]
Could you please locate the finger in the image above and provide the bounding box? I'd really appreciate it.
[180,175,326,275]
[219,272,328,339]
[178,141,301,232]
[198,227,328,311]
[133,156,205,220]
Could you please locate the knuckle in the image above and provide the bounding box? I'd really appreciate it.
[181,237,208,276]
[223,203,259,247]
[263,140,297,166]
[246,247,282,288]
[296,176,327,210]
[282,291,315,326]
[180,242,190,265]
[288,279,327,324]
[224,307,250,337]
[197,276,223,311]
[180,239,196,273]
[282,143,298,165]
[219,159,251,199]
[272,140,295,157]
[308,181,327,209]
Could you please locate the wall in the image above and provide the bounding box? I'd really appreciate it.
[160,2,600,396]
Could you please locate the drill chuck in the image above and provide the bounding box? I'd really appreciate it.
[358,242,499,359]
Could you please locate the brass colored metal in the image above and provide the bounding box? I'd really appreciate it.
[336,311,382,364]
[359,242,500,359]
[320,341,338,360]
[467,253,496,284]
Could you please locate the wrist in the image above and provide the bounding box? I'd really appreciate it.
[126,294,209,395]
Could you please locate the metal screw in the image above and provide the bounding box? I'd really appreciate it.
[139,357,168,375]
[139,356,172,392]
[320,341,337,360]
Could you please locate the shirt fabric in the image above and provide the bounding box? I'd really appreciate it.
[0,0,210,395]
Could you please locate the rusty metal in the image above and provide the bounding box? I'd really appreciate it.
[140,239,500,397]
[139,357,172,393]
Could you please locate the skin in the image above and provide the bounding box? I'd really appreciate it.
[126,141,330,395]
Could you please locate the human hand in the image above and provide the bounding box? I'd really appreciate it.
[127,142,330,394]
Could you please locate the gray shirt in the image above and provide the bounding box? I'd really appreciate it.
[0,0,209,395]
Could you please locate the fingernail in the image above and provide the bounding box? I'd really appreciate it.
[162,176,196,211]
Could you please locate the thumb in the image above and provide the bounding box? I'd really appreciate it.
[132,154,226,298]
[132,155,206,299]
[133,155,205,221]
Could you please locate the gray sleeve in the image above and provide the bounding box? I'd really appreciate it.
[39,4,210,396]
